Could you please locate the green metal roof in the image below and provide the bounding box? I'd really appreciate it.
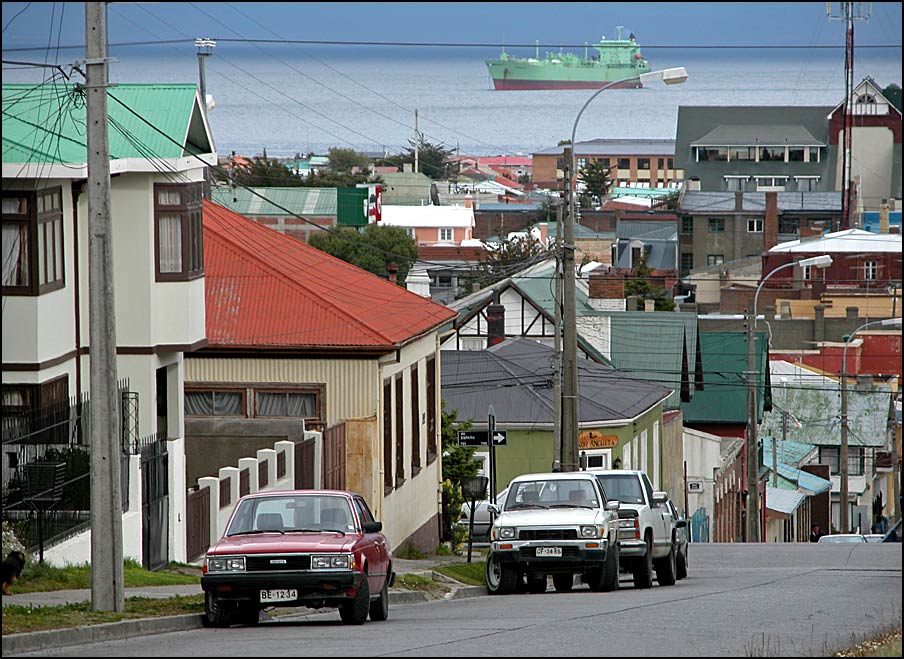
[380,172,433,205]
[209,186,338,216]
[681,331,769,424]
[2,83,212,166]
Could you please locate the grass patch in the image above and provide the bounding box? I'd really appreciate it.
[434,561,486,586]
[2,595,205,635]
[11,559,200,594]
[393,573,451,598]
[835,629,902,657]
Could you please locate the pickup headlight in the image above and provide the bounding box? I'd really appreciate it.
[493,526,516,540]
[312,554,353,570]
[207,556,245,572]
[580,525,604,538]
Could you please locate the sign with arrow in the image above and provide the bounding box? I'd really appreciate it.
[458,430,507,446]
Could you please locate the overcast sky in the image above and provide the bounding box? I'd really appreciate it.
[2,2,902,54]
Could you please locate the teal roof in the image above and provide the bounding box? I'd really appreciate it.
[681,331,769,424]
[2,83,212,165]
[760,436,816,466]
[210,186,338,216]
[609,186,680,198]
[762,452,832,495]
[765,487,807,515]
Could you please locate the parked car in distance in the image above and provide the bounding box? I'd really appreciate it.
[485,472,620,595]
[862,534,885,543]
[201,490,393,627]
[458,487,509,542]
[817,533,867,544]
[660,498,689,579]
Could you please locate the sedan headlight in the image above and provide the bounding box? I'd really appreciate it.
[580,525,602,538]
[207,556,245,572]
[493,526,516,540]
[312,554,353,570]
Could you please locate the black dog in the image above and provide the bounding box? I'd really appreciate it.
[1,550,26,595]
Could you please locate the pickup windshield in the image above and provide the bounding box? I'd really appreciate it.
[504,479,600,510]
[595,474,645,505]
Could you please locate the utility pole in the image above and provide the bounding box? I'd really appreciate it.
[828,2,870,229]
[552,201,563,471]
[745,298,761,542]
[561,146,579,472]
[840,366,850,532]
[85,1,124,612]
[414,110,419,174]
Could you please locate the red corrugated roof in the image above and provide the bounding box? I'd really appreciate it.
[203,199,456,350]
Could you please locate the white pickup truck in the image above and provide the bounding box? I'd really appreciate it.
[484,472,621,595]
[591,469,684,588]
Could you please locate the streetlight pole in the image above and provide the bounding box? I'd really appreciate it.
[564,67,688,472]
[747,254,832,542]
[840,317,902,532]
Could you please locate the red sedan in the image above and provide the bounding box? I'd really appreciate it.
[201,490,393,627]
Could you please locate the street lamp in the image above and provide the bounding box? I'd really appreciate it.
[840,316,902,533]
[746,254,833,542]
[561,67,688,472]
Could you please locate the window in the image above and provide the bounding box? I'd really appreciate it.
[395,374,404,487]
[728,146,755,161]
[434,274,452,289]
[758,146,784,162]
[631,246,642,267]
[405,227,416,239]
[439,227,453,242]
[411,365,421,476]
[796,177,819,192]
[724,176,746,192]
[637,158,650,170]
[680,253,694,274]
[819,447,865,476]
[383,378,392,493]
[708,218,725,233]
[707,254,724,266]
[864,261,878,280]
[617,158,630,169]
[577,157,587,169]
[185,389,245,416]
[2,375,69,418]
[667,158,673,169]
[779,216,800,235]
[2,188,64,295]
[556,157,564,170]
[807,146,820,163]
[756,176,788,190]
[788,147,805,162]
[426,356,437,463]
[680,217,694,235]
[747,218,763,233]
[802,265,813,281]
[255,389,319,418]
[155,182,203,281]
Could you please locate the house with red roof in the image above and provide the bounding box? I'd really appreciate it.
[185,200,457,553]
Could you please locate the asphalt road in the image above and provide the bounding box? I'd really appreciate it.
[11,543,902,657]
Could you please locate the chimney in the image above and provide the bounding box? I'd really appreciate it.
[588,270,625,300]
[644,299,655,312]
[387,263,399,284]
[687,177,701,192]
[814,304,825,343]
[486,303,505,348]
[764,191,778,250]
[880,199,890,233]
[626,295,640,311]
[464,196,473,209]
[402,163,413,173]
[734,191,744,212]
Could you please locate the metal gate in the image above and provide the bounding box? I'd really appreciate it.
[294,438,316,489]
[141,436,169,571]
[186,486,210,563]
[690,507,710,543]
[322,423,346,490]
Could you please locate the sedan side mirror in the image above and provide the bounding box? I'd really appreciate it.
[362,521,382,534]
[487,503,501,516]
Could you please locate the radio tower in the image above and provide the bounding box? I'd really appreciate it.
[827,2,871,230]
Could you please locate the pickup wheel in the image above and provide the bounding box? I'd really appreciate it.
[202,592,234,628]
[676,545,688,580]
[368,576,389,621]
[599,542,620,591]
[339,579,370,625]
[486,555,518,595]
[552,573,574,592]
[654,542,677,586]
[632,536,654,589]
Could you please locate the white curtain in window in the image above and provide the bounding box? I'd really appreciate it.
[158,214,182,273]
[214,392,243,415]
[287,393,315,417]
[257,392,286,416]
[185,391,213,415]
[2,224,28,286]
[157,189,182,206]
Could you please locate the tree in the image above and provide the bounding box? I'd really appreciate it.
[307,224,418,284]
[466,225,548,291]
[396,136,455,180]
[440,403,481,547]
[579,159,611,203]
[226,157,305,187]
[326,147,372,174]
[301,169,382,188]
[624,252,675,311]
[882,83,902,113]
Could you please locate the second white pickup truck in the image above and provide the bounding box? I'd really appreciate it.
[592,469,685,589]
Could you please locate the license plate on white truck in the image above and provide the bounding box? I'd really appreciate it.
[535,547,562,557]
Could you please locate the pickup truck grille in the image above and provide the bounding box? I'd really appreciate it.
[519,529,578,541]
[246,555,312,571]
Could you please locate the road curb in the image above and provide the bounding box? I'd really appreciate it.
[2,613,203,656]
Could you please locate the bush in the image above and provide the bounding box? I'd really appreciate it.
[1,520,26,557]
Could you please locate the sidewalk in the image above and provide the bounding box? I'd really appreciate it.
[1,552,488,656]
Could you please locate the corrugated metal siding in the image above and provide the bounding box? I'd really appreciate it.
[185,357,375,425]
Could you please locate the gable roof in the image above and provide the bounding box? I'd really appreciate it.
[209,186,338,217]
[2,82,214,176]
[441,338,670,427]
[202,199,456,350]
[692,124,824,147]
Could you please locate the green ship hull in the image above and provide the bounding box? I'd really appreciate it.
[486,29,651,90]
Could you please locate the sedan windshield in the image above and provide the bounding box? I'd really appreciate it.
[227,494,355,536]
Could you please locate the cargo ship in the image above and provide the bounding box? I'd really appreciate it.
[486,26,651,90]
